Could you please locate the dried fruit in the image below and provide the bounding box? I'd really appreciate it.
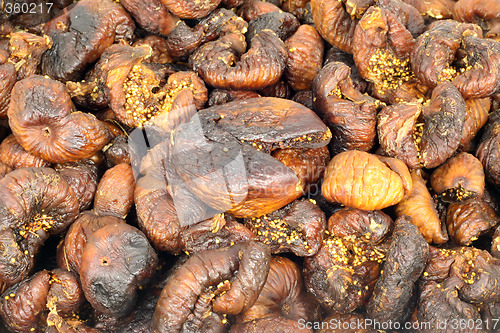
[0,134,50,169]
[322,151,412,210]
[8,75,111,163]
[153,242,271,332]
[367,216,429,323]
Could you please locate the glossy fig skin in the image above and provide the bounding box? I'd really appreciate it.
[313,62,380,154]
[232,257,321,333]
[396,169,448,244]
[0,134,50,169]
[367,216,429,324]
[190,30,287,90]
[93,163,135,219]
[245,199,326,256]
[322,151,412,211]
[41,0,135,82]
[8,75,112,163]
[0,168,79,286]
[446,198,499,246]
[460,98,490,150]
[272,147,330,192]
[153,242,271,332]
[80,222,158,317]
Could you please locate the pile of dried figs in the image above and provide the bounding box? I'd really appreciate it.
[0,0,500,331]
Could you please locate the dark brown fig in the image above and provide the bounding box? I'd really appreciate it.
[120,0,179,36]
[313,62,381,154]
[8,31,53,81]
[246,10,300,41]
[367,216,429,323]
[231,257,321,333]
[153,242,271,332]
[41,0,135,82]
[160,0,221,19]
[245,199,326,256]
[377,81,467,169]
[476,110,500,186]
[8,75,112,163]
[453,0,500,41]
[54,158,100,211]
[189,30,287,90]
[59,211,123,274]
[0,168,79,286]
[80,222,158,317]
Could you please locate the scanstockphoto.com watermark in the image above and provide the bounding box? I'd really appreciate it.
[297,318,500,331]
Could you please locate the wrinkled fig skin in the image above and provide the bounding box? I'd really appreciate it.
[430,152,485,202]
[41,0,135,82]
[459,252,500,304]
[60,211,124,273]
[322,151,412,211]
[0,268,84,333]
[198,97,331,152]
[0,61,16,119]
[447,198,499,246]
[318,312,376,333]
[311,0,358,53]
[417,278,482,333]
[120,0,179,36]
[453,0,500,40]
[166,9,248,59]
[153,242,271,333]
[246,11,300,41]
[8,75,112,163]
[190,30,287,90]
[328,208,393,245]
[232,258,319,333]
[367,216,429,323]
[93,163,135,219]
[0,134,50,169]
[460,98,490,151]
[396,169,448,244]
[377,82,466,169]
[313,62,379,154]
[284,25,324,91]
[0,168,79,286]
[80,223,158,317]
[160,0,222,19]
[239,0,281,22]
[245,199,326,256]
[421,246,457,283]
[0,270,50,333]
[8,32,53,81]
[412,20,500,98]
[54,159,100,211]
[477,110,500,186]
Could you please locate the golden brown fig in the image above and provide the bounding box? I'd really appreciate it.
[322,151,412,210]
[430,152,485,202]
[460,98,490,150]
[396,169,448,244]
[160,0,221,19]
[93,164,136,219]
